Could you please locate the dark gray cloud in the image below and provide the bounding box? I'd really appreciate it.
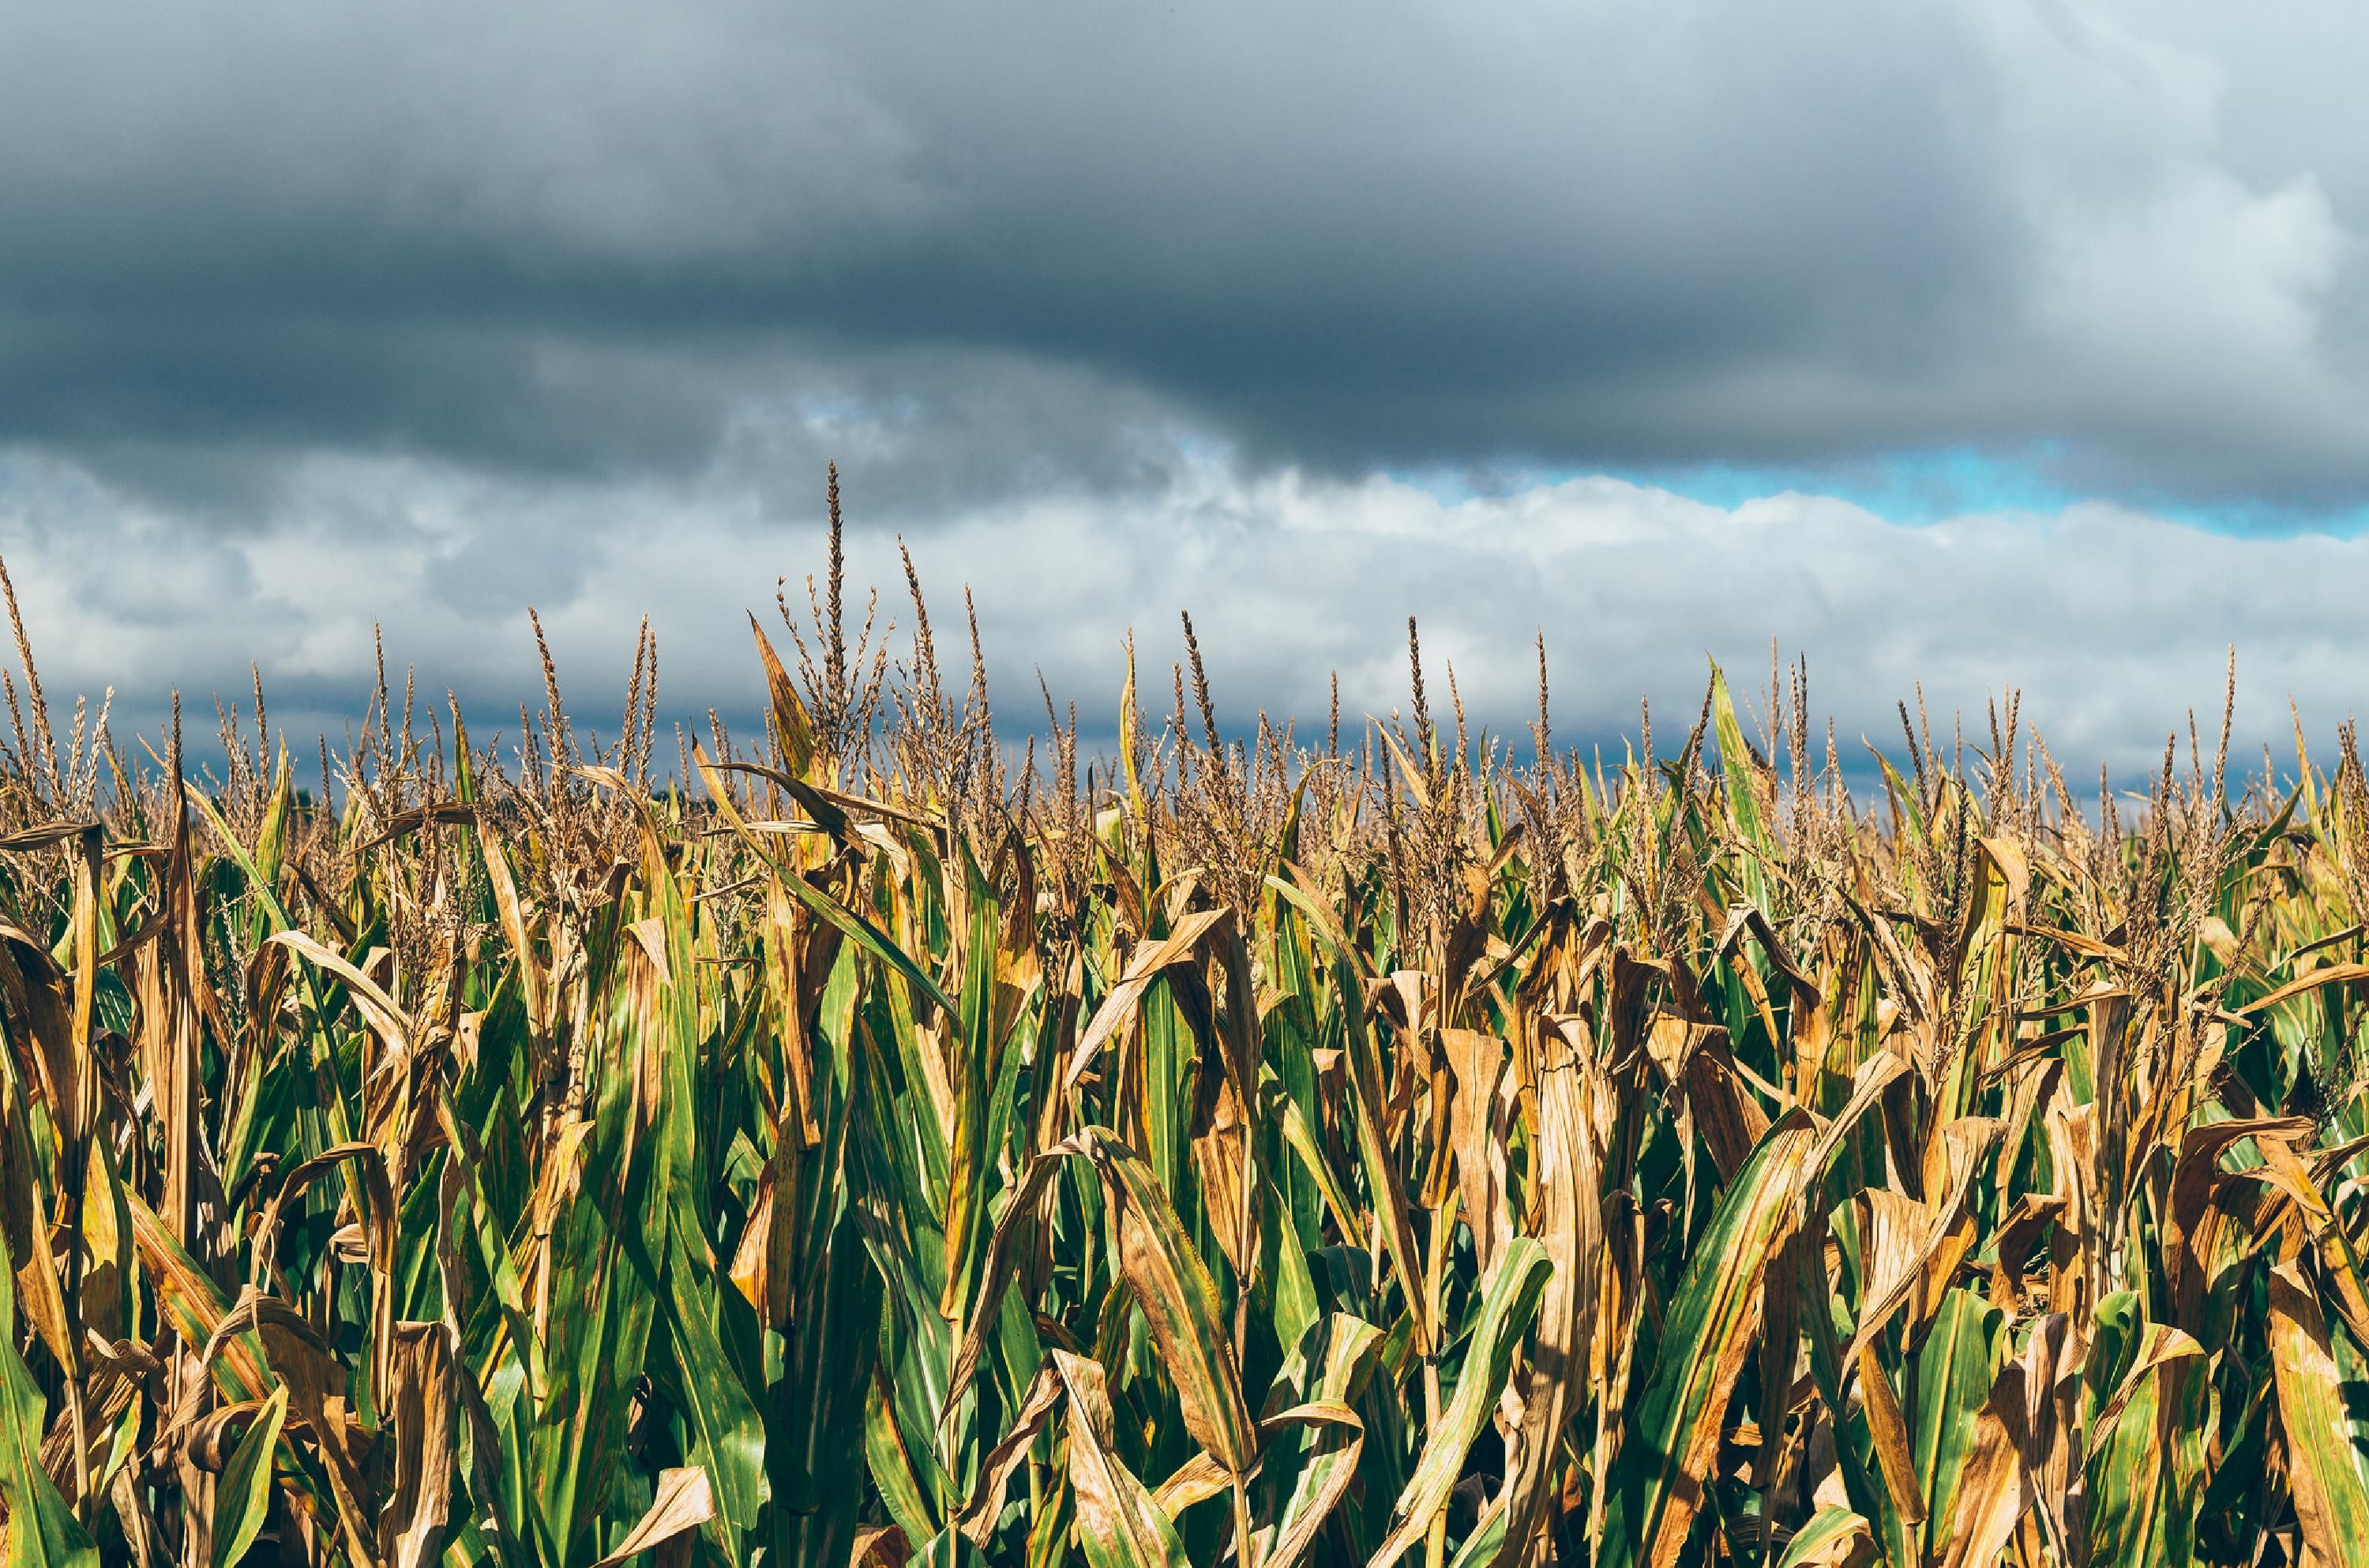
[2,0,2363,510]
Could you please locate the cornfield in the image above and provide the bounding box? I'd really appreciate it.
[4,493,2369,1568]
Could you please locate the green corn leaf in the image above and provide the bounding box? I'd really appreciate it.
[1338,956,1432,1356]
[1775,1506,1875,1568]
[0,1244,96,1568]
[1600,1113,1819,1568]
[1445,1495,1508,1568]
[2269,1262,2369,1565]
[749,617,820,779]
[866,1368,941,1549]
[210,1385,290,1568]
[1911,1289,2000,1560]
[528,1202,659,1567]
[663,1209,770,1533]
[1085,1131,1260,1480]
[2083,1322,2209,1568]
[1367,1236,1555,1568]
[775,1206,883,1568]
[692,741,957,1017]
[1261,1314,1383,1568]
[1708,659,1771,864]
[1053,1350,1192,1568]
[126,1193,272,1403]
[940,847,1004,1322]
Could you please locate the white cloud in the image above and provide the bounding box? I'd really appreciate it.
[1,443,2356,786]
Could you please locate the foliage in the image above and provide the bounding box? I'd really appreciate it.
[0,504,2367,1567]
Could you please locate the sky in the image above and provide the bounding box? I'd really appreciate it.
[4,0,2368,786]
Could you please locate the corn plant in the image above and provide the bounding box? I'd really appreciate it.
[0,501,2367,1568]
